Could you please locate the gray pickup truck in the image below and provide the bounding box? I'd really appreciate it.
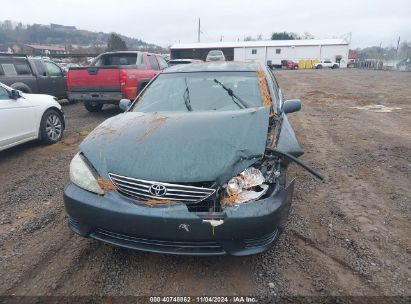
[0,55,67,98]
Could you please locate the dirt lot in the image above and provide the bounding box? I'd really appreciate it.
[0,69,410,299]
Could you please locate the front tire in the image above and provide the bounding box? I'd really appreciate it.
[40,109,64,145]
[316,65,322,69]
[84,101,103,112]
[10,83,32,93]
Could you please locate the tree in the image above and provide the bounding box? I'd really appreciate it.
[302,32,315,39]
[399,41,411,58]
[106,33,127,51]
[271,32,300,40]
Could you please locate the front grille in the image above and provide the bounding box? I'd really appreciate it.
[108,173,216,203]
[91,228,225,255]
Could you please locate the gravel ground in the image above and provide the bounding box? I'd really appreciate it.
[0,69,410,300]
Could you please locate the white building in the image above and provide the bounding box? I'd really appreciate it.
[170,38,350,68]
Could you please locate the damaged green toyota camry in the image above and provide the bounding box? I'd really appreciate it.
[64,62,323,256]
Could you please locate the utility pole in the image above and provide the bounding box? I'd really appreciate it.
[197,18,201,42]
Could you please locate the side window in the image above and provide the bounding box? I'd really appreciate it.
[147,55,160,70]
[1,64,17,76]
[157,56,168,69]
[44,61,63,77]
[14,62,32,75]
[0,86,10,100]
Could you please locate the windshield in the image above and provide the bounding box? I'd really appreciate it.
[131,71,263,112]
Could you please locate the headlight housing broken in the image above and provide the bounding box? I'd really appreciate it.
[223,167,268,205]
[226,167,265,196]
[69,153,104,195]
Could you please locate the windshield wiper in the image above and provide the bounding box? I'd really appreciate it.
[213,79,249,109]
[183,77,193,111]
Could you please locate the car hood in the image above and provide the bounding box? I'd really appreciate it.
[80,107,270,185]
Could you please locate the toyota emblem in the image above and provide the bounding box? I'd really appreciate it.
[149,184,167,196]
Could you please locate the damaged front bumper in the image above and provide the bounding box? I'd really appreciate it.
[63,180,294,256]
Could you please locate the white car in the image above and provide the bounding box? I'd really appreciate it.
[313,60,339,69]
[0,82,65,152]
[206,50,226,62]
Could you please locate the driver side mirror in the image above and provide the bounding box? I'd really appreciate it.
[282,99,301,114]
[119,99,132,112]
[10,89,21,100]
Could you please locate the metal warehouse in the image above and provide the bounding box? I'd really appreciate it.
[170,38,350,68]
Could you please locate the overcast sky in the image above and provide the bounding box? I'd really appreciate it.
[1,0,410,48]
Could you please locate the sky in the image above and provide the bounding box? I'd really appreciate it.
[1,0,410,48]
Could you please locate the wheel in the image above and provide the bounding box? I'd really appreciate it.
[10,83,32,93]
[84,101,103,112]
[39,109,64,145]
[332,64,339,69]
[67,98,77,104]
[316,65,322,69]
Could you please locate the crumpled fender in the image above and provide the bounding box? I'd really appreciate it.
[276,115,304,161]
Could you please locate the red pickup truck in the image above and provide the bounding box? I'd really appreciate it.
[281,60,299,70]
[66,51,168,112]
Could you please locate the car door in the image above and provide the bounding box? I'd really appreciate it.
[31,59,50,93]
[0,86,37,150]
[43,61,67,97]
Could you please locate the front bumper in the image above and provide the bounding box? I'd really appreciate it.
[63,181,294,256]
[67,92,123,103]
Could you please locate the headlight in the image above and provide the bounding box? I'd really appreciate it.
[223,167,268,205]
[69,153,104,195]
[226,167,265,196]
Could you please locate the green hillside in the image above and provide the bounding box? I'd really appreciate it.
[0,20,165,52]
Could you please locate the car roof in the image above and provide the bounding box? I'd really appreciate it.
[163,61,263,73]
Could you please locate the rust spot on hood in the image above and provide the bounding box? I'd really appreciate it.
[97,178,117,191]
[136,113,168,141]
[88,125,116,140]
